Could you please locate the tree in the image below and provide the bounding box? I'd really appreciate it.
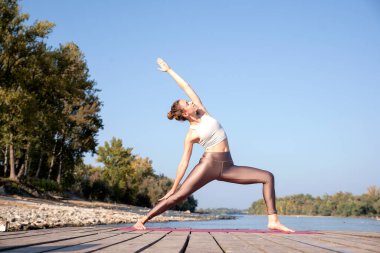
[0,0,103,187]
[97,138,134,169]
[97,138,135,202]
[0,0,54,181]
[52,43,103,184]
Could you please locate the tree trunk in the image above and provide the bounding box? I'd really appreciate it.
[24,143,31,177]
[3,145,8,176]
[16,163,25,178]
[35,154,43,178]
[56,144,64,184]
[24,157,31,177]
[17,143,30,179]
[9,141,17,181]
[48,139,57,179]
[15,158,20,173]
[15,152,25,179]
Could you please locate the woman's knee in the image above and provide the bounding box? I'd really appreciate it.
[264,171,275,184]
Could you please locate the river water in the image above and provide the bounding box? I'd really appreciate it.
[125,214,380,232]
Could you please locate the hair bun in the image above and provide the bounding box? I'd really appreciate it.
[167,111,174,120]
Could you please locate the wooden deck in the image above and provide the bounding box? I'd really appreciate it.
[0,226,379,253]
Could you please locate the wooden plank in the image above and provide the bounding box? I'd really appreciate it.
[95,231,170,252]
[185,232,223,253]
[325,233,380,248]
[0,226,114,241]
[327,231,380,239]
[0,228,76,238]
[0,228,119,252]
[277,233,376,253]
[326,232,380,246]
[235,233,308,253]
[74,226,119,234]
[258,234,331,253]
[0,231,28,236]
[1,225,93,236]
[4,229,124,253]
[210,232,259,253]
[299,233,380,253]
[47,231,148,253]
[327,231,380,245]
[142,231,189,253]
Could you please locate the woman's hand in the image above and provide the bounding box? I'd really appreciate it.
[158,189,175,201]
[157,58,171,72]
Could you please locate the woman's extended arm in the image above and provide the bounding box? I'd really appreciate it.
[158,130,198,201]
[157,58,208,114]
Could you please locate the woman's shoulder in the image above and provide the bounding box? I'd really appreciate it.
[203,113,218,121]
[200,111,211,118]
[186,126,201,143]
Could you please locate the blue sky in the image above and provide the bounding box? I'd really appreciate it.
[21,0,380,209]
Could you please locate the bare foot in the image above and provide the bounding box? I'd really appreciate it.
[132,220,146,230]
[268,222,295,233]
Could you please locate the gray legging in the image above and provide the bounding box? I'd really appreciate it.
[146,151,277,221]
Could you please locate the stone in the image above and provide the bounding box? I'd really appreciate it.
[0,221,8,232]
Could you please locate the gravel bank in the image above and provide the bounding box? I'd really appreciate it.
[0,195,232,231]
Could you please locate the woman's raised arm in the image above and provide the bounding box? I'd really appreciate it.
[157,58,208,114]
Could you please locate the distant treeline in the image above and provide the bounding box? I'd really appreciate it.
[248,186,380,217]
[0,0,197,212]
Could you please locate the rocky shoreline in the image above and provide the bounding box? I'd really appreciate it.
[0,195,234,232]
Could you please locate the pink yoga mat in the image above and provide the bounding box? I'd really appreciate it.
[119,227,320,234]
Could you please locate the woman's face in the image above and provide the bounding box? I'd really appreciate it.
[179,100,198,117]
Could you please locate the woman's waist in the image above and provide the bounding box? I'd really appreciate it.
[205,138,230,152]
[202,145,232,162]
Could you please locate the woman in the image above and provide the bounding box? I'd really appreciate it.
[133,58,294,232]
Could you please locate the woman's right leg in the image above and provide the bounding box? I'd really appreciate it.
[137,157,220,227]
[217,163,294,232]
[217,164,277,215]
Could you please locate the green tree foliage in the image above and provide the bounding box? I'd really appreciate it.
[0,0,103,186]
[248,186,380,217]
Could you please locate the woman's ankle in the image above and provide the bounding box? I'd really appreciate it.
[267,213,279,223]
[140,216,148,224]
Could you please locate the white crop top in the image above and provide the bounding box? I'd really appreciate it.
[190,114,227,149]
